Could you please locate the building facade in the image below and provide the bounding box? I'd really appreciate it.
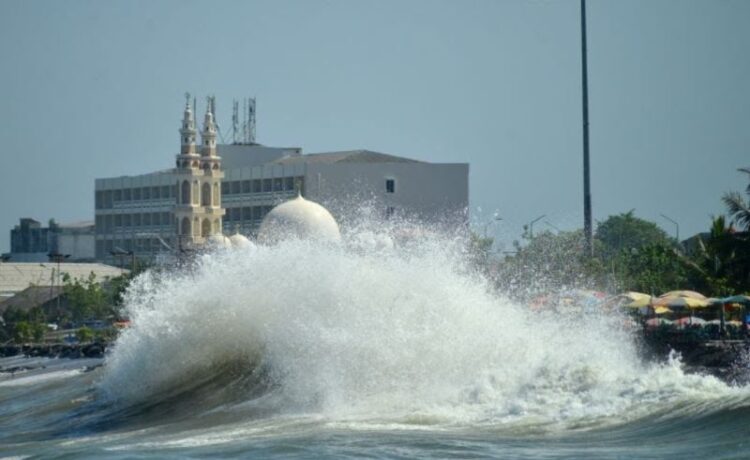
[6,218,95,262]
[94,99,469,263]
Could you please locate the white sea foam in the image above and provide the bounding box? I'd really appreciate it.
[0,369,84,388]
[97,226,750,432]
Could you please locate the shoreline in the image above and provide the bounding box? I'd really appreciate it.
[0,342,110,359]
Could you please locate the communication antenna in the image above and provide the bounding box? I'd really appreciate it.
[242,98,247,143]
[232,100,239,144]
[207,95,227,143]
[247,97,256,143]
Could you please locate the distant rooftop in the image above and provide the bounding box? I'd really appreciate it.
[0,263,128,298]
[271,150,423,166]
[59,220,94,229]
[0,286,64,314]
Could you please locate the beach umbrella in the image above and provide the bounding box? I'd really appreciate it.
[719,295,750,306]
[659,290,707,300]
[652,295,710,309]
[653,306,672,315]
[618,291,653,308]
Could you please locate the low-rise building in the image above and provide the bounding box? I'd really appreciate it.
[6,219,95,262]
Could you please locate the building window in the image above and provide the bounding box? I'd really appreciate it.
[123,214,131,227]
[273,178,283,192]
[133,213,141,226]
[242,180,251,194]
[262,179,272,192]
[143,213,151,226]
[231,207,241,221]
[161,185,170,199]
[152,212,160,226]
[123,188,132,201]
[143,187,151,200]
[242,207,252,221]
[284,177,295,191]
[114,214,122,228]
[252,179,262,193]
[152,186,161,199]
[231,181,241,194]
[114,189,122,202]
[133,188,142,201]
[386,179,395,194]
[221,182,229,194]
[252,206,262,221]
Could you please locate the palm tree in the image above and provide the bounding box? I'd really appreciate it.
[722,167,750,231]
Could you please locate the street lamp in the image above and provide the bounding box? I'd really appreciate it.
[527,214,546,238]
[660,213,679,242]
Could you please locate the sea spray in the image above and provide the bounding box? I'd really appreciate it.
[98,227,749,432]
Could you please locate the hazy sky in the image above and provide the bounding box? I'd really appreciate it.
[1,0,748,253]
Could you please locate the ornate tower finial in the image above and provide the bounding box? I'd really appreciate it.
[179,93,197,157]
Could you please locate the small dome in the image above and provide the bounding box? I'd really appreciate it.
[207,233,232,249]
[258,195,341,244]
[229,232,253,248]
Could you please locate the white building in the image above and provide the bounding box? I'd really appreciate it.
[94,99,468,263]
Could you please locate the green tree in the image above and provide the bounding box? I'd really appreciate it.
[613,243,688,295]
[722,167,750,231]
[595,210,673,263]
[13,321,32,343]
[496,229,606,298]
[683,216,749,295]
[76,326,94,343]
[63,272,112,322]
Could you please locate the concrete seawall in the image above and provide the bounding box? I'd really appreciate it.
[0,342,110,359]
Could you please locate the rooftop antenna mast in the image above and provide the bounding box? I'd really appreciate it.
[231,100,239,144]
[209,95,227,143]
[247,97,256,144]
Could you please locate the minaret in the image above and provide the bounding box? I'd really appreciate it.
[177,95,199,166]
[174,93,203,248]
[197,97,225,238]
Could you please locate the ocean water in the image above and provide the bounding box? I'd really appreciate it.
[2,228,750,459]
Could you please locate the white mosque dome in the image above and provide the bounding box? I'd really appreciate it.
[207,233,232,249]
[258,195,341,244]
[229,232,253,248]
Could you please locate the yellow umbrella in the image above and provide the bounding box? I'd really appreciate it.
[616,292,653,308]
[652,296,710,309]
[653,306,672,315]
[659,290,707,300]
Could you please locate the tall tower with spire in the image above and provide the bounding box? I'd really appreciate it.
[173,94,225,248]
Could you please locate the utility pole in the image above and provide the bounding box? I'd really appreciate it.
[581,0,593,256]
